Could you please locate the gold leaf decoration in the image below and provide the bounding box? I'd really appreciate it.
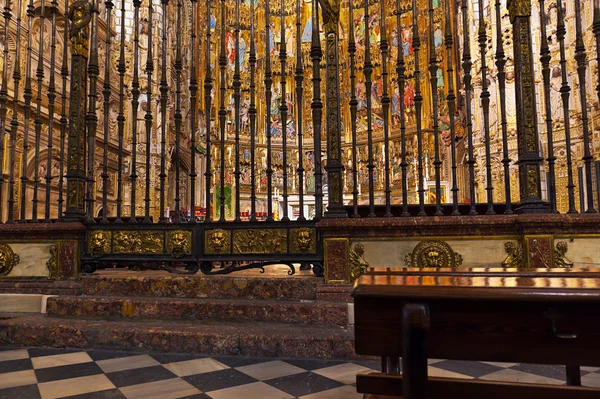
[205,229,231,254]
[167,230,192,258]
[404,240,463,268]
[289,228,316,253]
[113,231,163,254]
[0,243,20,276]
[88,230,111,258]
[233,229,287,254]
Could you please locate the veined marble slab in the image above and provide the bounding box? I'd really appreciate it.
[5,243,53,277]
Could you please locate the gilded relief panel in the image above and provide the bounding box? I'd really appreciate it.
[112,231,164,254]
[289,228,317,254]
[232,229,287,254]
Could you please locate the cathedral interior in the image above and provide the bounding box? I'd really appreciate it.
[1,0,599,223]
[2,0,600,397]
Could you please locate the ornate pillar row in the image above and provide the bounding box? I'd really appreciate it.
[508,0,548,213]
[320,0,346,218]
[64,2,92,221]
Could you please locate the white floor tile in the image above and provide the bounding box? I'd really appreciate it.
[164,358,229,377]
[236,360,305,381]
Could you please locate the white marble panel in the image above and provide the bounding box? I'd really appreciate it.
[358,239,518,269]
[6,243,53,277]
[0,294,43,312]
[554,237,600,267]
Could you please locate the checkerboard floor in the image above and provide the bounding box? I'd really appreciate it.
[0,347,599,399]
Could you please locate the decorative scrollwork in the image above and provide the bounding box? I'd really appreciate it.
[88,230,111,258]
[46,245,60,280]
[113,231,163,254]
[167,230,192,259]
[199,261,295,276]
[349,243,369,282]
[233,229,287,254]
[205,229,231,254]
[502,241,525,268]
[0,244,19,276]
[289,228,316,253]
[404,241,463,268]
[554,241,574,268]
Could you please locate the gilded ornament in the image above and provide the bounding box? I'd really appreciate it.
[0,243,19,276]
[167,230,192,258]
[501,241,525,268]
[46,244,60,280]
[507,0,531,22]
[88,230,111,258]
[113,231,163,254]
[233,229,287,254]
[349,243,369,282]
[554,241,574,268]
[205,229,231,254]
[68,0,92,57]
[404,240,463,268]
[527,167,538,197]
[289,228,316,253]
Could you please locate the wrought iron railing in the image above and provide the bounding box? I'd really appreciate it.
[0,0,599,275]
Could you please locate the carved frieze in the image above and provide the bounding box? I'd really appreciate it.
[113,231,163,254]
[289,227,316,253]
[167,230,192,258]
[404,240,463,268]
[233,229,287,254]
[205,229,231,254]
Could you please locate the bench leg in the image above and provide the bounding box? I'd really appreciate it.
[566,365,581,386]
[401,303,430,399]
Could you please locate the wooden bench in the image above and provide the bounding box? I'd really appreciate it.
[352,268,600,399]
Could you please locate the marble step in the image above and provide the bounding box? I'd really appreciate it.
[0,294,55,313]
[0,313,358,360]
[46,295,349,326]
[80,273,322,300]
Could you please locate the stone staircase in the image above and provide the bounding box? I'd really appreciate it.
[0,273,356,360]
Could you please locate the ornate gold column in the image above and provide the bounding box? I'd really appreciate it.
[508,0,548,213]
[64,1,92,221]
[320,0,346,217]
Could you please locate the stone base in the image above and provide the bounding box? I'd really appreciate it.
[46,295,348,326]
[0,313,357,359]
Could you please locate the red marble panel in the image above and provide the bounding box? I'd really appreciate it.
[59,241,78,278]
[325,239,349,283]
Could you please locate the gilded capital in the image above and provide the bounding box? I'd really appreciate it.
[507,0,531,22]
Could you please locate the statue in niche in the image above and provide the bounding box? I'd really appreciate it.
[549,65,563,121]
[401,24,413,56]
[487,77,498,136]
[285,22,294,57]
[139,20,149,72]
[356,78,366,111]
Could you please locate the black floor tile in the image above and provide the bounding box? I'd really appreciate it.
[510,363,566,381]
[27,348,84,358]
[0,358,33,374]
[60,389,127,399]
[149,353,202,364]
[178,395,212,399]
[184,368,258,392]
[284,358,347,371]
[265,371,344,397]
[433,360,502,378]
[0,384,41,399]
[35,362,104,383]
[105,365,177,388]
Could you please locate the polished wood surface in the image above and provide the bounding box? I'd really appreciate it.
[352,268,600,398]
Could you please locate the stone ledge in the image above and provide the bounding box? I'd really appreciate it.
[0,222,86,240]
[317,213,600,238]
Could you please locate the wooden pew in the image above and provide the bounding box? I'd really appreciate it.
[352,268,600,399]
